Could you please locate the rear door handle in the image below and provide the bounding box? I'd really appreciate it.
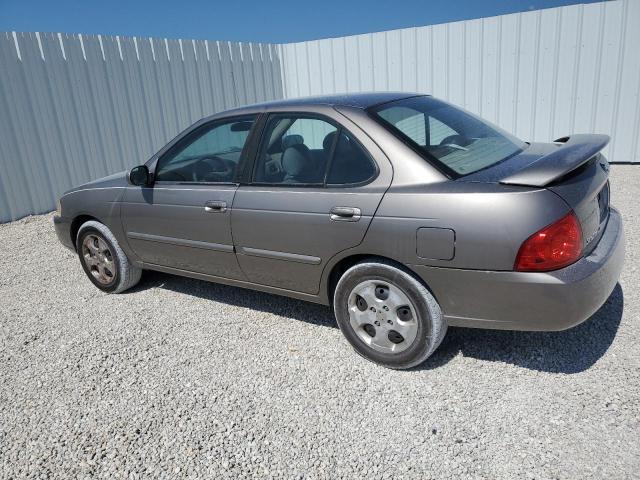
[204,200,227,213]
[330,206,361,222]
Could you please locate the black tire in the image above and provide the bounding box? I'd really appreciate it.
[333,259,446,369]
[76,220,142,293]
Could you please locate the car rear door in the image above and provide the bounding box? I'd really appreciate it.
[231,109,392,294]
[121,115,258,280]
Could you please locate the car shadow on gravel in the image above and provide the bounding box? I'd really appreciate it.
[418,283,624,374]
[133,273,623,374]
[132,271,338,329]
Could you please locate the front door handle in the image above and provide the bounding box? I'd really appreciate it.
[204,200,227,213]
[330,206,361,222]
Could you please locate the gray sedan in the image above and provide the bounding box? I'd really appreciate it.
[54,93,624,369]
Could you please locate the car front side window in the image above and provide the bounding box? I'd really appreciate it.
[155,116,256,183]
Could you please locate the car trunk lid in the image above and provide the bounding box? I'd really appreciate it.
[462,134,611,254]
[545,152,610,255]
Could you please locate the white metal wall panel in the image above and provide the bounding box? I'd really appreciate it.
[1,0,639,223]
[280,0,640,165]
[0,32,283,222]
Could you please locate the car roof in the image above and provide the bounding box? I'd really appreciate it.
[221,92,424,115]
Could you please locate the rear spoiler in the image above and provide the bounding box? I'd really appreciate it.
[500,134,610,187]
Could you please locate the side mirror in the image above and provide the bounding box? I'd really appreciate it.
[129,165,151,186]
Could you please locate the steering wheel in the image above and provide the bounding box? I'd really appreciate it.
[193,156,234,182]
[157,169,188,181]
[439,134,471,151]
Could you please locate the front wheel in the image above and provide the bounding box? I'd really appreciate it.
[76,221,141,293]
[333,260,446,369]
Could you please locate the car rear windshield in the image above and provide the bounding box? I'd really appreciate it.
[370,96,526,177]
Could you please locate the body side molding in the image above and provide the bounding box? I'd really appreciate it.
[126,232,234,253]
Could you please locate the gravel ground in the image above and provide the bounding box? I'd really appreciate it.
[1,165,639,479]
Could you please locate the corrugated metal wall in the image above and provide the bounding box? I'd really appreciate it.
[1,0,639,223]
[281,0,640,166]
[0,32,283,222]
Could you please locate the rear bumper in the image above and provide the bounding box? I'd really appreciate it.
[411,208,625,331]
[53,215,75,252]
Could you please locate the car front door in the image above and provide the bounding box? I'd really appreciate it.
[231,111,392,294]
[121,115,257,280]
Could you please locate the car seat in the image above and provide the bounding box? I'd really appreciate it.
[281,143,315,183]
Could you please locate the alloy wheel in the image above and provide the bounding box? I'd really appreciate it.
[81,234,115,285]
[347,280,419,354]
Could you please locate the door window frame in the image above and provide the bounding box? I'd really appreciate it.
[245,112,379,189]
[150,114,259,186]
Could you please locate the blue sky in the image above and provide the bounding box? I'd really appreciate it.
[0,0,601,43]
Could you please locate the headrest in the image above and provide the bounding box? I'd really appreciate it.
[281,144,312,176]
[282,134,304,149]
[323,131,337,151]
[323,131,353,153]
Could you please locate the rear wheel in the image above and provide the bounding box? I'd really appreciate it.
[333,260,446,369]
[76,221,141,293]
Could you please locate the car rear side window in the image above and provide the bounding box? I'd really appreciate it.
[371,96,526,177]
[326,131,377,185]
[252,114,376,187]
[253,116,336,185]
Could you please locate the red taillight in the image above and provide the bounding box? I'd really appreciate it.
[514,212,583,272]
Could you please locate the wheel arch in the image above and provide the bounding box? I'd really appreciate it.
[325,254,439,307]
[70,214,100,250]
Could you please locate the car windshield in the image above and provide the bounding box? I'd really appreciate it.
[370,96,526,177]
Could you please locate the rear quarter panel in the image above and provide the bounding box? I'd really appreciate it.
[359,181,571,271]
